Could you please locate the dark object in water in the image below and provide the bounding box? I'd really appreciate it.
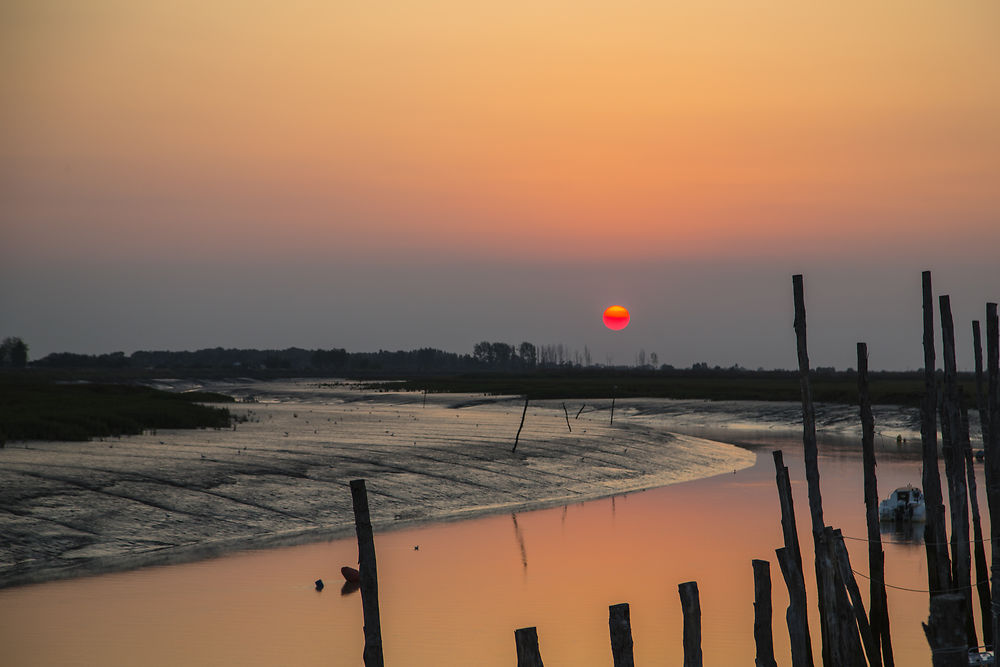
[341,566,361,583]
[314,579,324,591]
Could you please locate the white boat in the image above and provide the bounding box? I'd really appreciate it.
[878,485,926,522]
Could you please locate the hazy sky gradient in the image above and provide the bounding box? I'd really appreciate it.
[2,1,997,369]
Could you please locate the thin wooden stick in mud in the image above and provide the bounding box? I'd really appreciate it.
[792,274,836,664]
[608,603,635,667]
[921,271,951,598]
[858,342,893,667]
[939,294,976,647]
[576,403,586,419]
[609,387,617,426]
[562,402,572,432]
[679,581,703,667]
[776,547,814,667]
[514,627,544,667]
[752,559,778,667]
[512,396,529,453]
[350,479,385,667]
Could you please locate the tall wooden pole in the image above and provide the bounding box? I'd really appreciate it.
[985,302,1000,647]
[350,479,385,667]
[974,321,991,450]
[921,271,952,598]
[858,343,892,667]
[965,415,992,648]
[792,274,836,665]
[923,594,969,667]
[939,295,976,646]
[752,559,778,667]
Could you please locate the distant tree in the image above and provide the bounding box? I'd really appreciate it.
[649,351,658,367]
[518,342,537,368]
[473,341,493,365]
[637,348,646,367]
[0,337,28,368]
[583,345,592,367]
[490,342,513,368]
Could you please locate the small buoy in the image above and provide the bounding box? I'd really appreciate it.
[315,579,324,591]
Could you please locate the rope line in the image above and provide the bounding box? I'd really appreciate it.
[851,568,987,593]
[841,533,991,547]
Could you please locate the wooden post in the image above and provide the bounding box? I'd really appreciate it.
[772,451,814,667]
[986,302,1000,648]
[974,321,991,451]
[608,603,635,667]
[940,295,977,647]
[776,547,814,667]
[858,342,892,667]
[350,479,385,667]
[921,271,952,598]
[829,528,877,666]
[562,402,572,432]
[965,416,993,648]
[679,581,703,667]
[752,560,778,667]
[923,594,969,667]
[512,396,529,453]
[610,387,617,426]
[792,274,836,665]
[514,627,544,667]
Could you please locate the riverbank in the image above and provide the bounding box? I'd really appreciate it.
[0,380,757,589]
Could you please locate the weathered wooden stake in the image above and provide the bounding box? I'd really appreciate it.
[514,626,544,667]
[562,402,572,432]
[776,547,814,667]
[610,389,617,426]
[986,302,1000,647]
[974,321,991,451]
[829,528,877,666]
[858,342,892,667]
[350,479,385,667]
[964,412,992,648]
[939,294,977,647]
[512,396,530,453]
[608,603,635,667]
[921,271,952,598]
[772,451,814,667]
[679,581,703,667]
[792,274,836,665]
[575,403,587,419]
[923,594,969,667]
[752,560,778,667]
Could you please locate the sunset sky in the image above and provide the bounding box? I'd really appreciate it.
[2,1,997,370]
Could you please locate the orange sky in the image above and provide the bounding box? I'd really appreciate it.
[1,1,997,366]
[4,0,999,263]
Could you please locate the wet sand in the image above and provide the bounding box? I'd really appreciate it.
[0,380,756,589]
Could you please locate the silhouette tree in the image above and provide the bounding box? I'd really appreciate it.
[0,337,28,368]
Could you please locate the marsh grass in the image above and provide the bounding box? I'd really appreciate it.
[0,378,233,442]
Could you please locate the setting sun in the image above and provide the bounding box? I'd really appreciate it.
[603,305,630,331]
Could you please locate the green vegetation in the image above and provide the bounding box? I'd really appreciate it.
[372,369,976,408]
[0,378,233,443]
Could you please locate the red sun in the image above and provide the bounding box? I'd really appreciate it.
[603,305,630,331]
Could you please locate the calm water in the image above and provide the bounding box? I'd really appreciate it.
[0,431,971,666]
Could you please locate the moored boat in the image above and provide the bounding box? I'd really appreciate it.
[878,485,926,522]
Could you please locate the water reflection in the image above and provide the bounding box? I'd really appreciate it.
[0,433,974,667]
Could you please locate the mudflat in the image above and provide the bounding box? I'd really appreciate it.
[0,380,755,589]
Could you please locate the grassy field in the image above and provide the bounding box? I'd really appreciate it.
[0,377,233,443]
